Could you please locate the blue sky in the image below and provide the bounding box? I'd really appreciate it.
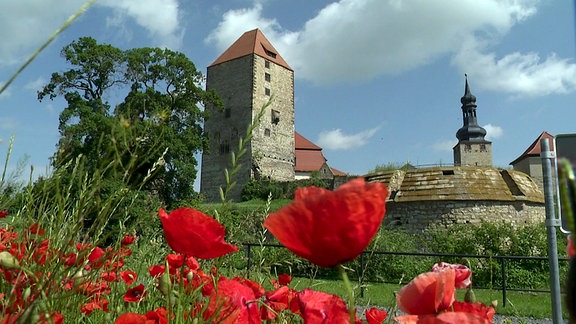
[0,0,575,189]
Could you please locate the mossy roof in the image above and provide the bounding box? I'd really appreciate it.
[366,166,544,203]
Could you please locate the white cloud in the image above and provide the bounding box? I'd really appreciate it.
[0,1,80,67]
[98,0,184,49]
[205,4,298,55]
[483,124,504,141]
[207,0,537,83]
[453,40,576,97]
[24,77,46,92]
[206,0,576,97]
[0,0,184,69]
[433,139,457,152]
[316,127,379,150]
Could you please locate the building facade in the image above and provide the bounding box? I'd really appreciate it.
[201,29,295,201]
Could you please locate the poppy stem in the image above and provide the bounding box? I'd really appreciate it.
[338,264,355,323]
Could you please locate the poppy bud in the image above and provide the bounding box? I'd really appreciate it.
[0,251,19,270]
[159,273,171,297]
[464,287,476,303]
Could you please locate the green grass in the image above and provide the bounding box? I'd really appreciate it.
[300,278,570,319]
[202,198,291,213]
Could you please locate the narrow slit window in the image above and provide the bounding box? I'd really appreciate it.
[271,110,280,125]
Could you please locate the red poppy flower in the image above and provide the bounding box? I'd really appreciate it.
[80,297,109,315]
[158,208,238,259]
[0,211,8,218]
[396,268,456,315]
[297,288,352,323]
[432,262,472,289]
[278,273,291,286]
[120,270,138,285]
[121,235,136,246]
[366,307,387,324]
[203,277,260,323]
[263,178,388,268]
[166,254,184,268]
[124,284,146,302]
[450,301,495,322]
[115,312,147,324]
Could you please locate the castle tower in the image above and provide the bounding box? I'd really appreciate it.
[201,29,295,201]
[453,75,492,167]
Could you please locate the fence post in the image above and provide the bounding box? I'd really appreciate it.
[246,244,252,276]
[501,257,507,307]
[541,138,564,324]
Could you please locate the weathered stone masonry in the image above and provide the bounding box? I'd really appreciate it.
[366,166,545,231]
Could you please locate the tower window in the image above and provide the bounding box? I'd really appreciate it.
[465,144,472,152]
[219,142,230,154]
[480,144,487,152]
[225,108,231,118]
[265,60,270,68]
[265,73,271,82]
[264,128,271,137]
[265,88,271,96]
[271,110,280,125]
[261,43,277,58]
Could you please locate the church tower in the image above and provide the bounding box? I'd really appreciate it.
[453,75,492,167]
[201,29,295,201]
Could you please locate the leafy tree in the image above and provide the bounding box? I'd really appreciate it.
[38,37,221,207]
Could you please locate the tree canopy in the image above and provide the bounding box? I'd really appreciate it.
[38,37,221,206]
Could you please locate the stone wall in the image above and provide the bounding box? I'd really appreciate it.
[201,54,295,202]
[383,200,545,231]
[250,54,295,182]
[453,141,492,167]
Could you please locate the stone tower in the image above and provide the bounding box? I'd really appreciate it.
[201,29,295,201]
[453,76,492,167]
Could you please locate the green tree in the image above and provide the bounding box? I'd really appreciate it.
[38,37,221,207]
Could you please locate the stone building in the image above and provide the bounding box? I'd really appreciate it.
[509,131,555,191]
[201,29,296,201]
[366,77,545,230]
[453,76,492,167]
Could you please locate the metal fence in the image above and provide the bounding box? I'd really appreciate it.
[243,243,570,307]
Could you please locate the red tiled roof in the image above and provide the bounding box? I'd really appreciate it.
[509,131,554,165]
[330,167,347,176]
[295,131,321,150]
[295,149,327,172]
[294,131,347,175]
[209,29,292,71]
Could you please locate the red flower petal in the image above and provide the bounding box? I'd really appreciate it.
[120,270,138,285]
[298,288,351,323]
[115,312,147,324]
[203,278,260,323]
[264,178,387,268]
[124,284,146,303]
[121,235,136,247]
[366,307,387,324]
[158,208,238,259]
[0,211,8,218]
[397,268,456,315]
[450,301,495,322]
[278,273,291,286]
[432,262,472,289]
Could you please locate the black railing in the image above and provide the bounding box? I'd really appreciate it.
[243,243,570,307]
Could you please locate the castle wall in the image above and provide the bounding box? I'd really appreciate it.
[250,55,295,182]
[454,141,492,167]
[201,56,255,202]
[383,200,545,231]
[201,53,295,202]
